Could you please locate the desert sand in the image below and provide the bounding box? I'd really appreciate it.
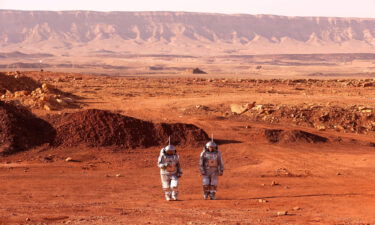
[0,68,374,225]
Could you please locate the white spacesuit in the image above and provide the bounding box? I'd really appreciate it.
[157,145,182,201]
[199,141,224,200]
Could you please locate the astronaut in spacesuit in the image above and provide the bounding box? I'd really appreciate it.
[157,144,182,201]
[199,141,224,200]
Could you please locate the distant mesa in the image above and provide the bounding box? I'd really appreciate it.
[1,11,375,54]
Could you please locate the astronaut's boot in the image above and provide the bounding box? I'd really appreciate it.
[209,186,217,200]
[164,189,171,201]
[203,185,210,200]
[171,187,178,201]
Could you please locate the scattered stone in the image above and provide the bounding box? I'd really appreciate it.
[334,125,345,132]
[271,181,279,186]
[315,124,326,131]
[253,104,264,111]
[236,101,374,134]
[43,103,54,111]
[293,206,301,211]
[277,211,288,216]
[14,90,29,97]
[230,102,256,115]
[41,83,53,91]
[258,199,268,203]
[65,157,73,162]
[0,72,79,111]
[359,107,373,113]
[43,155,54,162]
[195,105,209,111]
[276,168,291,176]
[116,174,122,177]
[56,98,66,105]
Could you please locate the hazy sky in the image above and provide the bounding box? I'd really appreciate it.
[1,0,375,18]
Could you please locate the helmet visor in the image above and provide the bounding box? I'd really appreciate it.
[166,149,175,154]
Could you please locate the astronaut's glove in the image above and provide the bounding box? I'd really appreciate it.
[201,171,206,176]
[177,173,182,178]
[160,163,168,169]
[218,171,224,176]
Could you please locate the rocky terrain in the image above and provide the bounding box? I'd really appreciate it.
[230,102,375,134]
[0,71,79,110]
[0,71,374,224]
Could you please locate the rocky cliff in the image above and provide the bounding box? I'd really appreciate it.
[1,10,375,55]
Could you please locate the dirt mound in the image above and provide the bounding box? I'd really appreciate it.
[0,72,79,111]
[50,109,208,148]
[264,129,328,144]
[0,101,55,155]
[50,109,155,148]
[0,71,40,93]
[154,123,209,146]
[281,130,329,143]
[264,129,283,143]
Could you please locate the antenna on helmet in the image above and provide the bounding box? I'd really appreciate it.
[211,133,214,142]
[168,136,171,145]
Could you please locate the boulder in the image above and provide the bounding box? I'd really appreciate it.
[230,102,256,115]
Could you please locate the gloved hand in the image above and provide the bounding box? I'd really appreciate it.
[177,173,182,178]
[161,163,168,169]
[219,171,224,176]
[201,171,206,176]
